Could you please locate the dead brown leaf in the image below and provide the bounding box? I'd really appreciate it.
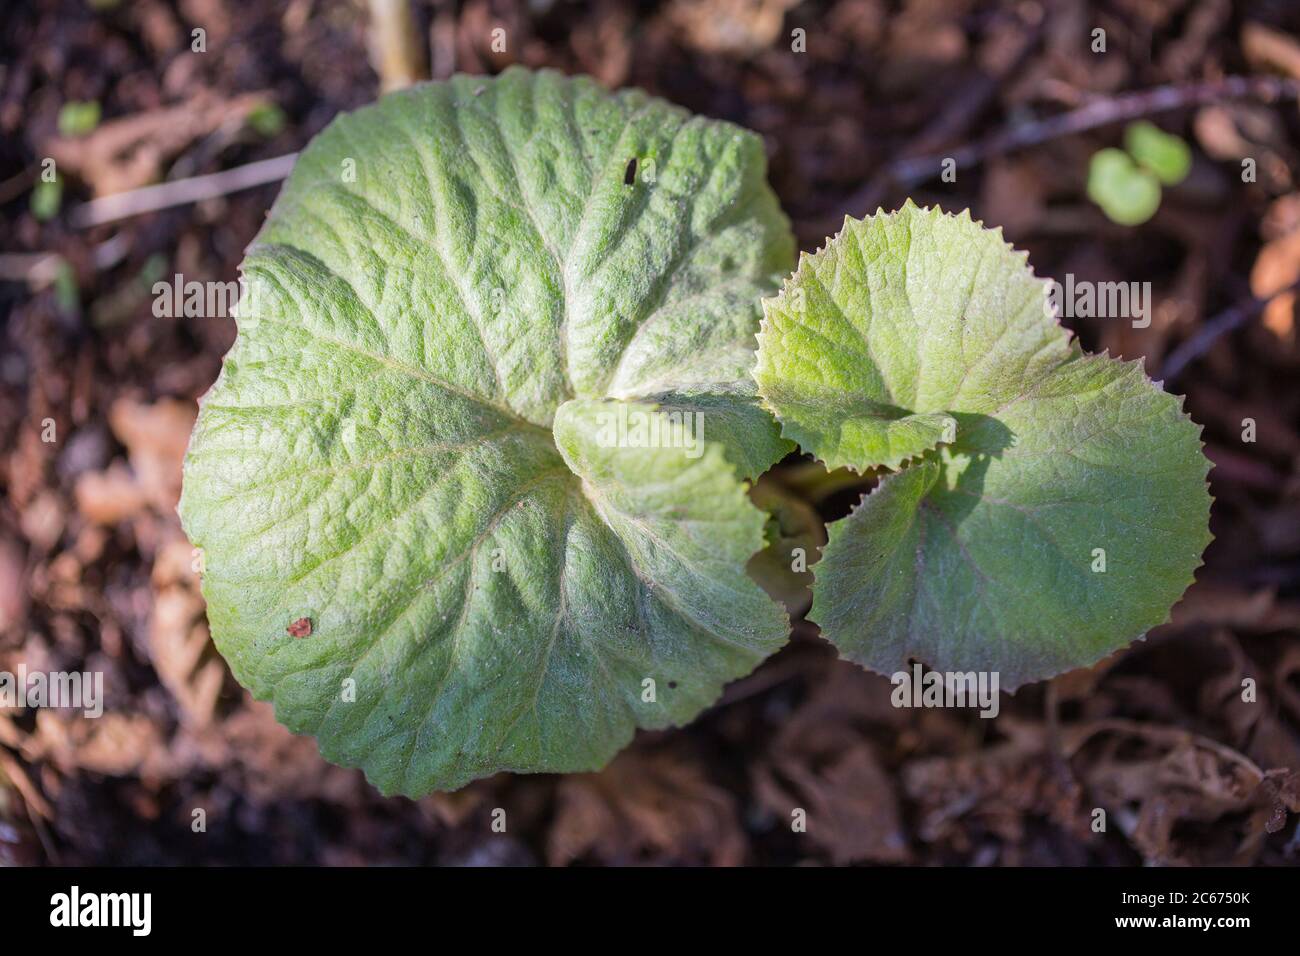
[108,396,195,513]
[0,538,26,636]
[1065,719,1283,865]
[549,750,746,865]
[753,665,911,863]
[206,699,359,803]
[149,537,222,729]
[74,462,149,526]
[1251,228,1300,340]
[902,718,1087,857]
[667,0,798,57]
[1242,22,1300,81]
[44,91,272,197]
[29,711,168,779]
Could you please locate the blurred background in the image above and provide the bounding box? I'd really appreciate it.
[1,0,1299,865]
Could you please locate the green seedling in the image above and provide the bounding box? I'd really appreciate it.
[1087,121,1192,225]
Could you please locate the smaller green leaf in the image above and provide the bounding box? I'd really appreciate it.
[1124,121,1191,186]
[754,203,1213,689]
[1087,148,1161,226]
[247,101,287,138]
[760,387,954,473]
[755,203,1066,473]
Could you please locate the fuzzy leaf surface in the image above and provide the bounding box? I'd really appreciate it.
[180,68,794,793]
[755,203,1212,687]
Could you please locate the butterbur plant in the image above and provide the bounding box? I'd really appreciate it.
[180,68,1212,795]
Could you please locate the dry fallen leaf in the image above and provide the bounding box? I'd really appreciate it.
[549,750,746,866]
[754,665,912,863]
[1242,22,1300,81]
[30,711,168,779]
[72,396,196,527]
[108,396,196,512]
[17,490,64,552]
[74,462,150,526]
[0,538,26,634]
[902,718,1088,859]
[1250,228,1300,340]
[1064,719,1286,865]
[44,91,272,197]
[667,0,798,56]
[210,699,359,803]
[149,537,223,728]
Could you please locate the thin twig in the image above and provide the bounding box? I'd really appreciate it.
[70,152,298,228]
[0,252,61,284]
[848,75,1300,215]
[0,233,132,285]
[1161,274,1300,383]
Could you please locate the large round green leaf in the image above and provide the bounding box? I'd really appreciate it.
[180,68,794,794]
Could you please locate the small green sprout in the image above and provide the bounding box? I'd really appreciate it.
[247,101,287,138]
[58,100,102,137]
[30,176,63,221]
[1087,121,1192,226]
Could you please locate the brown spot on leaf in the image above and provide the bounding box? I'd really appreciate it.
[287,617,313,638]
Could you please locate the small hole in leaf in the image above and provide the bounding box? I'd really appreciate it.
[624,158,637,186]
